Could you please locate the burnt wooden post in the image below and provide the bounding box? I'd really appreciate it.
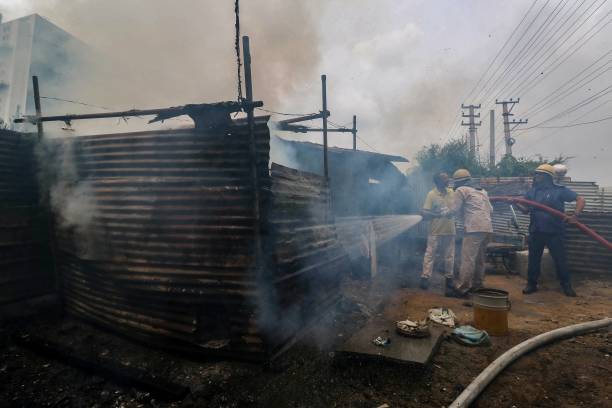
[242,35,264,274]
[32,76,44,140]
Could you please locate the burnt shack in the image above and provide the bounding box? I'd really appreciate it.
[273,136,409,216]
[0,111,350,362]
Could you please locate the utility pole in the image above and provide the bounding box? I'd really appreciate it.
[495,98,528,156]
[321,74,328,178]
[489,109,495,169]
[352,115,357,150]
[461,104,481,158]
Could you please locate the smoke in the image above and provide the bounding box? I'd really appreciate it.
[35,136,101,259]
[3,0,322,134]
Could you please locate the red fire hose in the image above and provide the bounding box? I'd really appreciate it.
[490,196,612,251]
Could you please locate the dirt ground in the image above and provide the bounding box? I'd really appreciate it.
[1,269,611,408]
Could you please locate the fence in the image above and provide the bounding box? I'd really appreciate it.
[0,130,53,305]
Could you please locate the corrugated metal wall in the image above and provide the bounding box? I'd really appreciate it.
[55,124,268,358]
[263,164,348,355]
[52,123,346,360]
[0,130,53,305]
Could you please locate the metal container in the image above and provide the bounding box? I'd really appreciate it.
[472,288,510,336]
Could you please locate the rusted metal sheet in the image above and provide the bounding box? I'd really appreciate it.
[0,130,53,305]
[54,124,268,359]
[262,163,348,355]
[565,213,612,274]
[53,123,346,360]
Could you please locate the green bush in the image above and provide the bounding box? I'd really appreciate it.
[414,139,570,177]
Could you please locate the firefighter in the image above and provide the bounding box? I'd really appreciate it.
[518,164,585,297]
[419,172,456,293]
[449,169,493,297]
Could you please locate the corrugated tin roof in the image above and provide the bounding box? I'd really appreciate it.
[275,137,409,163]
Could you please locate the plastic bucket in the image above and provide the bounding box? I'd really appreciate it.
[472,288,511,336]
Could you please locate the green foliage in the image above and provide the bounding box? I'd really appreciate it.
[414,139,571,177]
[415,140,487,176]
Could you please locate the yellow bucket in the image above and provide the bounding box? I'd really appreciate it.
[472,288,511,336]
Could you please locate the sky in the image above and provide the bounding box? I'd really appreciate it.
[1,0,611,185]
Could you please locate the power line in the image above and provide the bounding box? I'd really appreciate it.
[40,96,114,111]
[521,48,612,115]
[443,0,540,140]
[518,83,612,130]
[474,0,553,103]
[356,135,379,153]
[480,0,602,120]
[488,0,587,102]
[255,107,317,117]
[517,98,611,152]
[525,65,612,119]
[328,119,350,129]
[481,0,595,111]
[464,0,541,103]
[510,4,612,99]
[531,114,612,128]
[483,0,571,101]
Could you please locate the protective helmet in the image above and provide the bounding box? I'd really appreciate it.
[452,169,471,183]
[535,164,555,177]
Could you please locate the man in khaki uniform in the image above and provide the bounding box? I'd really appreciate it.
[449,169,493,297]
[420,172,456,292]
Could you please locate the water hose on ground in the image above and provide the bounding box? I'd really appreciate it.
[490,196,612,251]
[449,317,612,408]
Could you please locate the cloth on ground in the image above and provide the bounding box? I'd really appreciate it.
[451,325,490,346]
[428,307,457,327]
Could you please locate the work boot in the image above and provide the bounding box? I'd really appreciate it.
[419,277,430,290]
[522,284,538,294]
[447,288,468,299]
[561,283,577,297]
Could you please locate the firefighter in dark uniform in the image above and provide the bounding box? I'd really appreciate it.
[518,164,585,297]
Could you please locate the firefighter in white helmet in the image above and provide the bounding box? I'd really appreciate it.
[448,169,493,297]
[517,164,585,297]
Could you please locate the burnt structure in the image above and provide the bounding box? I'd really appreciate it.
[273,137,409,216]
[1,119,347,361]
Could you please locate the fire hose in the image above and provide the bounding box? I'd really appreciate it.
[449,317,612,408]
[489,196,612,251]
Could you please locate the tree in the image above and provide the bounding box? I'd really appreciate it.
[415,140,487,176]
[414,139,570,177]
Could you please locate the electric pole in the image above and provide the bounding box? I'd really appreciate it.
[461,104,481,158]
[489,109,495,169]
[495,98,527,156]
[352,115,357,150]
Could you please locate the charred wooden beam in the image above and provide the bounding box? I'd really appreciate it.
[14,101,263,131]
